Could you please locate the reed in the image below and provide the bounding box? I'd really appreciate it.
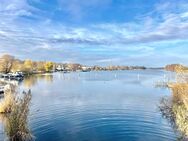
[5,90,33,141]
[159,65,188,139]
[0,84,16,113]
[159,97,188,138]
[0,84,33,141]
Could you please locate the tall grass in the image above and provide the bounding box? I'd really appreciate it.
[159,66,188,139]
[160,97,188,138]
[0,84,34,141]
[0,84,16,113]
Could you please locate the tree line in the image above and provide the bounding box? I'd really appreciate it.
[0,54,55,74]
[0,54,149,74]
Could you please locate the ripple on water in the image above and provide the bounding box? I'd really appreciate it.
[24,71,178,141]
[30,103,177,141]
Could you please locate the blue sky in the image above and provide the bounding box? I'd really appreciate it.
[0,0,188,66]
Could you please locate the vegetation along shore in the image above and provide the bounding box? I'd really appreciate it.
[159,66,188,140]
[1,54,187,77]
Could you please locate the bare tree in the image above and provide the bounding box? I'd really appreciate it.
[0,54,15,73]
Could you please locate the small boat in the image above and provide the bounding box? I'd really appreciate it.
[11,72,24,78]
[63,71,71,73]
[0,86,5,94]
[0,72,24,81]
[82,69,91,72]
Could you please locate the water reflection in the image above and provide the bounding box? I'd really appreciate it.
[159,85,188,140]
[18,70,179,141]
[23,74,53,88]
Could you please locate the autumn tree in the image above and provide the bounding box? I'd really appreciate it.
[11,59,23,72]
[0,54,15,73]
[24,59,33,73]
[0,54,58,74]
[36,62,45,72]
[44,62,54,72]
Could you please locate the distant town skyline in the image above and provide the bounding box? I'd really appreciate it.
[0,0,188,67]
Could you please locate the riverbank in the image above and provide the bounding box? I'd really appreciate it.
[159,69,188,140]
[0,54,165,76]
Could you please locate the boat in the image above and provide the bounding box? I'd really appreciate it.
[0,72,24,81]
[0,85,5,94]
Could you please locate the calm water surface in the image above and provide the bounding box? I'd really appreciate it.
[1,70,179,141]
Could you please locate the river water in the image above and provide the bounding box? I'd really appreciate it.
[1,70,180,141]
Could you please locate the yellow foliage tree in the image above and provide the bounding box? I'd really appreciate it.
[44,62,54,72]
[11,60,23,73]
[24,60,33,73]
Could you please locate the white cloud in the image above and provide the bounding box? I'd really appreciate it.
[0,0,188,66]
[181,12,188,18]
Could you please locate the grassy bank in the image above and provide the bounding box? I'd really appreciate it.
[159,67,188,140]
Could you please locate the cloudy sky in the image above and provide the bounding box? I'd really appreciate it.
[0,0,188,66]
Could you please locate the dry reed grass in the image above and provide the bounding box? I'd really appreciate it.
[0,84,16,113]
[160,65,188,139]
[0,84,34,141]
